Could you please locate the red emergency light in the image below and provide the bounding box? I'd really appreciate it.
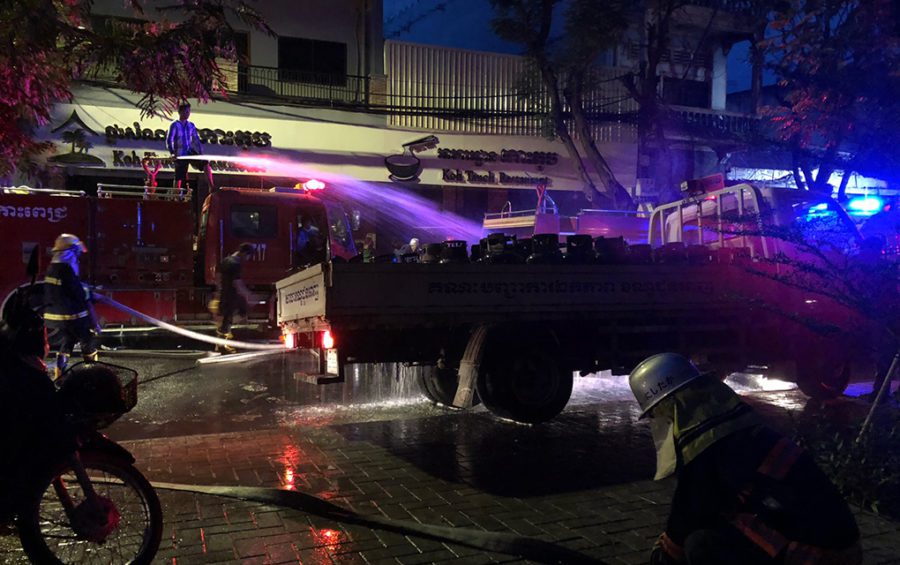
[321,330,335,349]
[291,179,326,192]
[681,174,724,196]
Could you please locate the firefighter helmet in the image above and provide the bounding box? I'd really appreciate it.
[52,233,87,254]
[629,353,702,418]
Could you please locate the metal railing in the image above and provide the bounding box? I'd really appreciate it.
[671,106,760,138]
[96,183,191,201]
[81,60,755,140]
[687,0,768,17]
[228,66,369,106]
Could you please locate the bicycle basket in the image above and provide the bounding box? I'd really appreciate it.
[56,361,138,429]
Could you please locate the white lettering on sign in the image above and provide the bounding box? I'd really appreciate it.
[249,243,267,262]
[0,205,68,223]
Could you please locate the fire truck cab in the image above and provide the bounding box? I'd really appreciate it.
[0,183,357,327]
[199,186,357,287]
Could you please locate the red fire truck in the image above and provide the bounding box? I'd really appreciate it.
[0,183,357,328]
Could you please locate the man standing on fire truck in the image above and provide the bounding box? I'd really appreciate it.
[166,102,213,195]
[212,243,255,354]
[43,234,100,379]
[630,353,862,565]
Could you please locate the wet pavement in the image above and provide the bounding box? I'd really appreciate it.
[2,351,900,564]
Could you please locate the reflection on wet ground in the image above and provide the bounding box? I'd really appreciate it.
[326,402,655,497]
[107,348,888,444]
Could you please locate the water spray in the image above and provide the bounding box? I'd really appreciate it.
[180,154,485,243]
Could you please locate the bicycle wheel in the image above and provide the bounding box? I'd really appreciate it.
[17,450,163,565]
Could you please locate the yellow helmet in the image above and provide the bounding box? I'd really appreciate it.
[52,233,88,254]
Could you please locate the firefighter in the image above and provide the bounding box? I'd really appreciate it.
[43,234,100,379]
[212,242,255,354]
[629,353,862,565]
[295,215,323,267]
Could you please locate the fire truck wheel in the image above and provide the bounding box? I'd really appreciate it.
[795,357,851,399]
[477,347,573,424]
[419,366,479,407]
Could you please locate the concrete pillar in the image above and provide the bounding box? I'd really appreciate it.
[711,44,728,111]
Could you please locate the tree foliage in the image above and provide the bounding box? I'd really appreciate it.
[762,0,900,195]
[490,0,635,209]
[0,0,270,178]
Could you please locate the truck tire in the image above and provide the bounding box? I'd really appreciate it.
[796,357,850,399]
[477,346,573,424]
[419,366,480,406]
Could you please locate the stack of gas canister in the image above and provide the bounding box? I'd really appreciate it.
[362,234,750,265]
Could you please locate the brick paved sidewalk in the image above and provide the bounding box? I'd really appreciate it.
[2,404,900,564]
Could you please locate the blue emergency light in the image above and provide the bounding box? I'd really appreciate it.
[846,196,883,216]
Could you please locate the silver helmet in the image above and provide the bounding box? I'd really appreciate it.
[629,353,702,418]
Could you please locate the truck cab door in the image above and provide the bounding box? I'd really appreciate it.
[213,199,290,285]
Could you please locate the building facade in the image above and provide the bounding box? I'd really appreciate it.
[26,0,767,243]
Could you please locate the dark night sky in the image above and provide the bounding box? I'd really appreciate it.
[382,0,759,93]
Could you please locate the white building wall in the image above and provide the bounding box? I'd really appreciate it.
[90,0,374,76]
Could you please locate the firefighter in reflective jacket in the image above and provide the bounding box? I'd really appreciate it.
[43,234,99,378]
[629,353,862,565]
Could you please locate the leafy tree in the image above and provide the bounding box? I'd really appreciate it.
[0,0,270,178]
[762,0,900,197]
[619,0,691,205]
[61,129,87,154]
[490,0,635,209]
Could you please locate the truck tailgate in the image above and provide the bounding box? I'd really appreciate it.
[276,263,327,327]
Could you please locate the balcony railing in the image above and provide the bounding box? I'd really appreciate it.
[225,65,369,107]
[671,106,760,139]
[81,60,756,140]
[687,0,768,18]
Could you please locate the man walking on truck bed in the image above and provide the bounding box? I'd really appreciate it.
[211,243,255,354]
[43,234,99,379]
[629,353,861,565]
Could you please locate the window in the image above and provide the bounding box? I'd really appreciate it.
[231,205,277,238]
[278,37,347,85]
[663,77,710,108]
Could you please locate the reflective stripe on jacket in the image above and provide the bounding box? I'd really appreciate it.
[43,263,90,323]
[733,437,862,565]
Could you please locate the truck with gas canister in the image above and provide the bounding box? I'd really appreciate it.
[276,179,875,424]
[0,182,356,330]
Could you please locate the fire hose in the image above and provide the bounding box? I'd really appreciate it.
[94,294,286,352]
[153,482,605,564]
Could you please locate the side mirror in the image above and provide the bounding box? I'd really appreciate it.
[350,209,361,231]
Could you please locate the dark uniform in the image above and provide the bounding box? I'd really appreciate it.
[44,260,97,376]
[630,353,862,565]
[661,424,861,565]
[214,243,254,353]
[217,253,246,336]
[1,282,74,520]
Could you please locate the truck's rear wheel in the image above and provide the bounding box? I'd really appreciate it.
[793,336,852,399]
[796,357,850,399]
[419,366,479,406]
[477,348,573,424]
